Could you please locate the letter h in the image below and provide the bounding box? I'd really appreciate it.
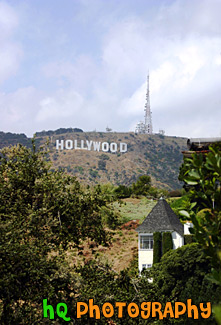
[43,299,54,320]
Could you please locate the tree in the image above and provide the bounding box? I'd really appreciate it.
[131,175,151,196]
[179,145,221,324]
[178,146,221,268]
[0,141,110,247]
[114,184,132,198]
[0,142,111,323]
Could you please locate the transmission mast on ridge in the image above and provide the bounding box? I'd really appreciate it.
[144,74,153,134]
[135,74,153,134]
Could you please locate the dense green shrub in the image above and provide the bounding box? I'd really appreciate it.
[184,234,195,245]
[100,206,118,230]
[114,184,132,198]
[89,169,99,178]
[153,232,162,263]
[98,160,106,170]
[149,243,221,324]
[99,153,110,160]
[162,232,173,255]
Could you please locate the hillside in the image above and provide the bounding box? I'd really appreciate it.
[37,129,187,190]
[66,197,156,272]
[0,129,187,190]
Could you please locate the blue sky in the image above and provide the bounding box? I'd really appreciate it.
[0,0,221,137]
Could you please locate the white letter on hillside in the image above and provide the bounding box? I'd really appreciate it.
[56,140,64,150]
[86,140,93,151]
[93,142,101,152]
[120,143,127,153]
[110,142,117,153]
[65,140,73,150]
[74,140,80,149]
[102,142,109,152]
[81,140,87,150]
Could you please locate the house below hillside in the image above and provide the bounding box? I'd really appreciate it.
[136,198,192,273]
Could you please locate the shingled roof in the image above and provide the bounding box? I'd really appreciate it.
[136,198,184,236]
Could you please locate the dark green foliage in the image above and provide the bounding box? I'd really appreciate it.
[89,168,99,178]
[178,145,221,324]
[0,238,74,324]
[149,243,221,324]
[162,232,173,255]
[98,159,106,170]
[52,153,58,161]
[114,184,132,198]
[36,127,83,136]
[184,234,195,245]
[131,175,151,196]
[0,142,109,247]
[74,165,84,174]
[100,206,119,229]
[99,153,110,160]
[74,261,154,324]
[147,186,169,199]
[0,141,111,323]
[153,232,162,263]
[179,147,221,211]
[179,146,221,268]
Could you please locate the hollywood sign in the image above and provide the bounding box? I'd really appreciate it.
[56,139,128,153]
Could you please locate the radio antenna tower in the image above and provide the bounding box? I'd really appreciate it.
[135,74,153,134]
[144,74,153,134]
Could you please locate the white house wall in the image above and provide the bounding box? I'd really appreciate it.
[184,222,193,235]
[138,233,153,273]
[138,249,153,273]
[172,231,184,249]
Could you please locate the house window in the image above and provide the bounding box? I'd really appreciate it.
[142,264,152,270]
[140,235,153,249]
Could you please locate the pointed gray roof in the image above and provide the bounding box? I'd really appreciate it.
[136,198,184,236]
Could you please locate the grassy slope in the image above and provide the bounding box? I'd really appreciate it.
[113,197,156,224]
[66,198,157,272]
